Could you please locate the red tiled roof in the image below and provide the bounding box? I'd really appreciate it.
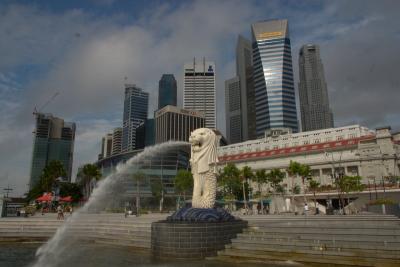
[218,135,375,163]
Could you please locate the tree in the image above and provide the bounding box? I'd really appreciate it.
[254,169,268,211]
[59,182,82,202]
[287,161,302,212]
[240,166,254,210]
[174,169,193,201]
[308,179,320,209]
[335,175,364,212]
[150,177,166,211]
[41,160,67,192]
[133,171,147,215]
[26,160,66,202]
[267,168,285,213]
[268,169,285,191]
[218,163,242,200]
[79,164,101,198]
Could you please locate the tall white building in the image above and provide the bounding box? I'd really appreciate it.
[183,58,216,129]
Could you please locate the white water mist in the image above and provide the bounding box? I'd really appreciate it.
[32,141,188,267]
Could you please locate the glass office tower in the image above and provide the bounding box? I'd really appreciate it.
[122,84,149,152]
[251,19,298,137]
[158,74,177,110]
[30,113,75,188]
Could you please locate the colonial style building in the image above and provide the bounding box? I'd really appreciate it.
[218,125,400,189]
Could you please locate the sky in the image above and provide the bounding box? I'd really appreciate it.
[0,0,399,196]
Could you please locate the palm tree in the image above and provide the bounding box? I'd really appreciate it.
[240,166,254,211]
[254,169,268,212]
[80,164,101,198]
[299,164,311,202]
[133,171,147,215]
[308,179,320,210]
[267,168,285,213]
[287,161,302,212]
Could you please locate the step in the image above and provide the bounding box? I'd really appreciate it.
[248,220,400,227]
[233,236,400,251]
[230,239,400,257]
[244,227,400,236]
[237,232,400,242]
[218,248,400,267]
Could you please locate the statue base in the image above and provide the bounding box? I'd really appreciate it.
[166,207,235,222]
[151,207,247,259]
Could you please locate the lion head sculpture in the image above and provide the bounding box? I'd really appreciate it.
[189,128,219,174]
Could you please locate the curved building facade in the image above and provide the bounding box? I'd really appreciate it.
[251,19,298,137]
[96,147,190,199]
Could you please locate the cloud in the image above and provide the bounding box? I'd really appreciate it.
[0,0,399,195]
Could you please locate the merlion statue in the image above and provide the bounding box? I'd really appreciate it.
[189,128,219,208]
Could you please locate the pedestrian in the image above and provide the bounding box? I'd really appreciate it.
[57,205,64,220]
[304,203,309,216]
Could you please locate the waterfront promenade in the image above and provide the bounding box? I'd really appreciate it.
[1,213,400,266]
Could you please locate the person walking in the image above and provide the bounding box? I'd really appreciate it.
[57,205,64,220]
[304,203,309,216]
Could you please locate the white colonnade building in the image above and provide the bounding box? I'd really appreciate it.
[218,125,400,189]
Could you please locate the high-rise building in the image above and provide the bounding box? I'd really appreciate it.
[237,35,257,140]
[122,84,149,152]
[158,74,177,109]
[251,19,298,137]
[155,105,205,144]
[298,44,334,131]
[225,77,242,143]
[183,58,216,129]
[111,127,122,155]
[101,133,113,159]
[30,113,75,188]
[135,119,155,149]
[225,36,257,144]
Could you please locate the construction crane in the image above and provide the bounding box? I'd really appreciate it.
[33,92,59,115]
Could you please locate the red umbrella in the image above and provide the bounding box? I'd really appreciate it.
[59,196,73,202]
[36,193,52,202]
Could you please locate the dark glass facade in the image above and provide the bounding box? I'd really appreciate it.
[299,44,334,131]
[158,74,177,110]
[122,85,149,152]
[30,113,75,188]
[135,119,155,149]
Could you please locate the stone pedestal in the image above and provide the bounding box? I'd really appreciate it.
[151,220,247,259]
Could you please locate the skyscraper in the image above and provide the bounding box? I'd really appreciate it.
[237,35,257,141]
[101,133,113,158]
[30,113,75,188]
[251,19,298,137]
[225,77,242,143]
[158,74,177,110]
[122,84,149,152]
[183,58,216,129]
[225,36,257,144]
[298,44,334,131]
[111,127,122,155]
